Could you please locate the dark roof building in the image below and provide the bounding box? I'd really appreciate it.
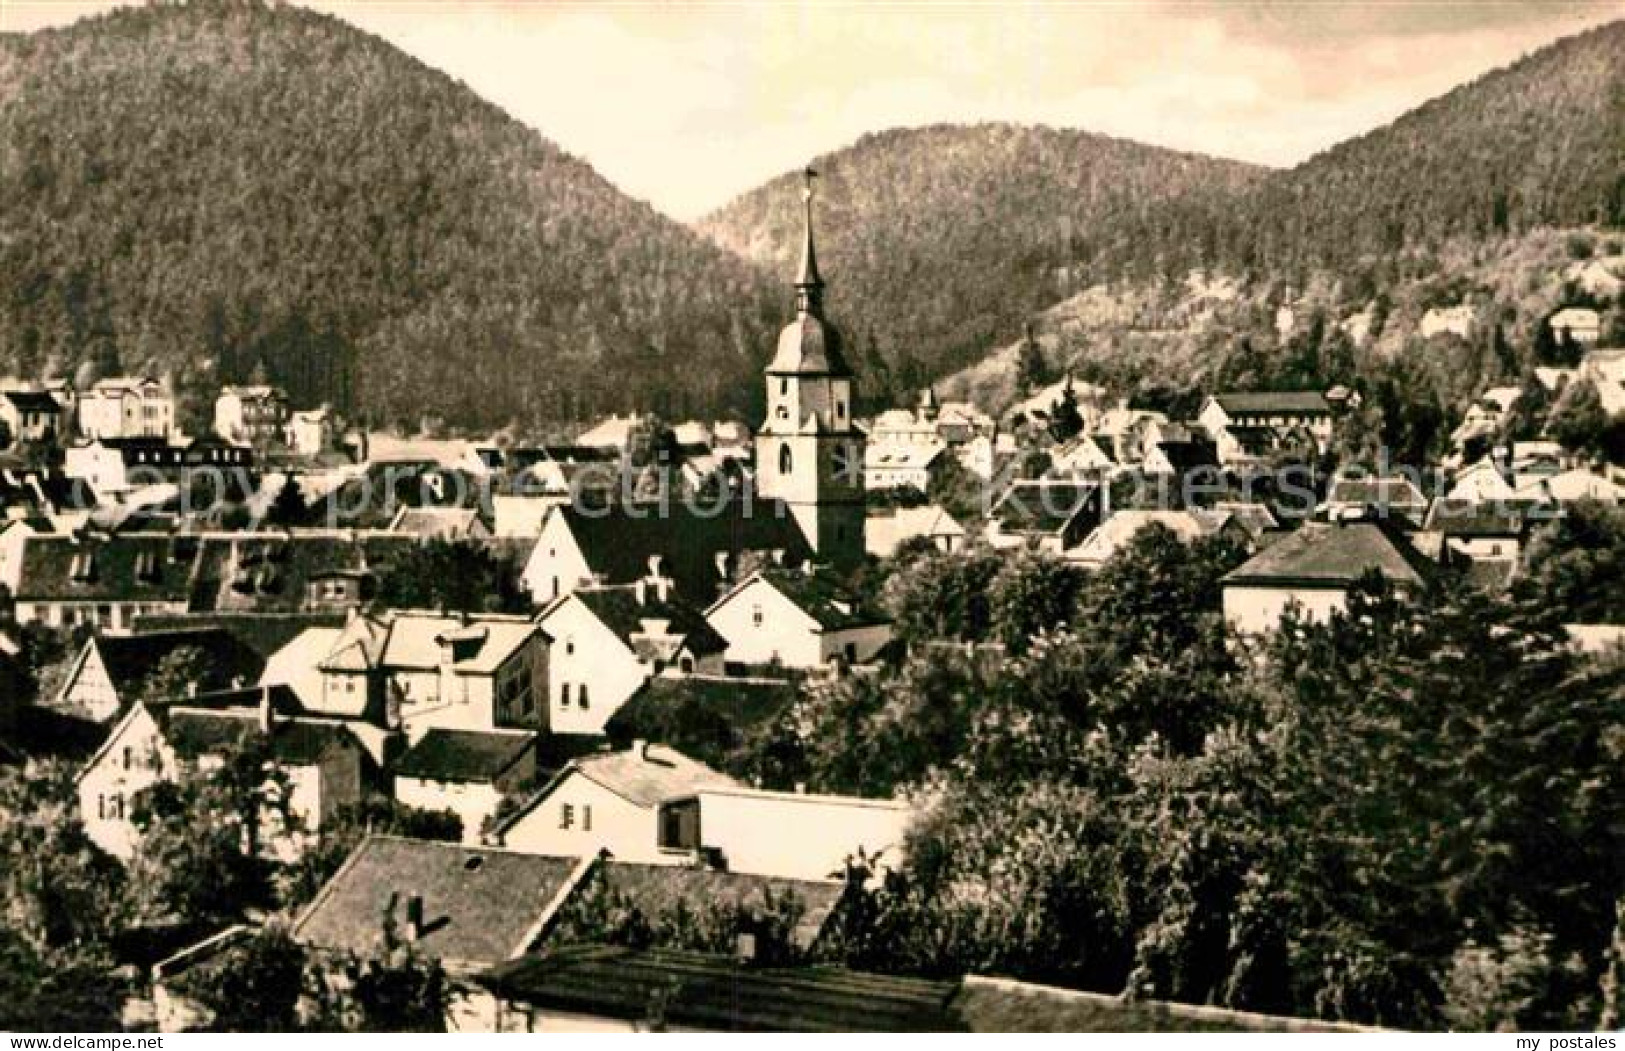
[987,480,1102,549]
[1223,520,1435,591]
[394,728,538,784]
[1210,391,1333,417]
[477,945,962,1032]
[292,835,580,971]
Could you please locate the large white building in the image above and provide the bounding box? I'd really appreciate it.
[75,377,173,440]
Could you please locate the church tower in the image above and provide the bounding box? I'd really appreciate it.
[756,168,865,570]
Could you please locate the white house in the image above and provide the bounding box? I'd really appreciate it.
[1221,521,1432,634]
[6,532,193,631]
[392,728,539,844]
[377,612,548,738]
[0,389,64,445]
[215,386,290,446]
[865,504,966,559]
[863,441,946,492]
[537,574,726,736]
[496,743,737,864]
[289,407,332,458]
[76,693,364,860]
[1198,391,1334,469]
[655,786,914,882]
[1444,457,1517,504]
[705,566,892,670]
[75,377,173,441]
[1549,307,1602,346]
[1419,305,1475,340]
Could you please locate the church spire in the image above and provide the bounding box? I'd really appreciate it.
[795,166,824,315]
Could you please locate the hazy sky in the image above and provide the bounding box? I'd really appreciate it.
[6,1,1624,218]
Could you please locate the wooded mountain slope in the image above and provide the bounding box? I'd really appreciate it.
[699,124,1265,397]
[703,21,1625,395]
[0,0,784,430]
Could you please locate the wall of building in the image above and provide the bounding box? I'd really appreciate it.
[1222,584,1349,634]
[501,772,667,864]
[693,791,912,881]
[707,579,825,669]
[541,598,647,735]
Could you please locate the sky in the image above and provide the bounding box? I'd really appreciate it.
[5,1,1624,219]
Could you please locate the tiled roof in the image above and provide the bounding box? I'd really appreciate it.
[1212,391,1332,416]
[553,498,812,606]
[3,389,62,413]
[160,704,356,766]
[735,567,889,631]
[549,744,737,811]
[953,975,1373,1033]
[14,532,193,603]
[292,836,577,968]
[990,481,1100,536]
[1223,521,1433,589]
[189,533,415,613]
[571,585,726,656]
[394,729,536,783]
[1150,437,1219,475]
[1326,477,1428,510]
[477,945,962,1032]
[379,613,542,675]
[576,861,846,951]
[1422,499,1556,536]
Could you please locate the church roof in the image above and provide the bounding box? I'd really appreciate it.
[769,312,852,377]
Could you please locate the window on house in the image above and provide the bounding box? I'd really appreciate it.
[779,444,793,474]
[578,685,589,709]
[779,378,788,396]
[583,806,592,832]
[122,746,132,770]
[752,604,763,627]
[680,656,694,674]
[565,639,575,656]
[561,683,571,707]
[560,803,574,830]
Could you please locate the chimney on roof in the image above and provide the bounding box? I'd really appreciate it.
[257,686,275,734]
[403,894,425,942]
[633,738,650,761]
[770,548,785,566]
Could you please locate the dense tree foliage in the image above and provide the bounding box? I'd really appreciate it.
[756,533,1624,1030]
[0,0,783,430]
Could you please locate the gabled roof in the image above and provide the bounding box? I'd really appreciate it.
[87,628,265,699]
[500,746,738,831]
[159,703,357,766]
[712,567,889,632]
[1068,510,1213,564]
[1211,391,1332,416]
[1149,437,1219,476]
[477,945,962,1032]
[567,584,727,657]
[378,613,542,675]
[189,533,416,614]
[3,389,62,413]
[386,506,487,540]
[1423,499,1557,537]
[1222,521,1433,589]
[14,532,193,603]
[394,729,537,784]
[1325,476,1428,510]
[989,481,1100,536]
[292,835,578,969]
[545,498,812,606]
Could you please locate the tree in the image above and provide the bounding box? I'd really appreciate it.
[128,737,292,923]
[371,539,526,614]
[1547,378,1610,455]
[178,927,308,1032]
[1015,324,1049,394]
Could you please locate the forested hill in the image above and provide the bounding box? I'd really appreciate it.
[0,0,784,431]
[697,124,1265,398]
[1238,18,1625,274]
[701,21,1625,397]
